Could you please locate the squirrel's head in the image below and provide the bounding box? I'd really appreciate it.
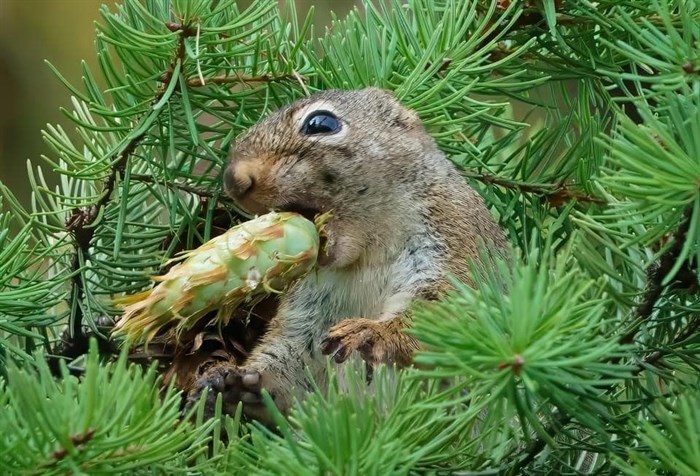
[224,87,438,268]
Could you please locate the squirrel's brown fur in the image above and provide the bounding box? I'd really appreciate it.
[187,88,507,424]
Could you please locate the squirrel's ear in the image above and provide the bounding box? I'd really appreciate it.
[363,86,398,99]
[363,87,421,128]
[396,107,421,129]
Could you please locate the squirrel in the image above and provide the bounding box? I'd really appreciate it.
[186,87,508,424]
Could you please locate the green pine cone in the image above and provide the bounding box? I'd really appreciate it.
[113,211,322,345]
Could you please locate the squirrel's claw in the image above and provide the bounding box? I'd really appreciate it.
[321,318,417,367]
[319,335,344,362]
[186,363,273,423]
[321,318,376,364]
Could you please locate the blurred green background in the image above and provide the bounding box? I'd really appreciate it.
[0,0,356,208]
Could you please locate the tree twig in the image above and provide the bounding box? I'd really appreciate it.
[464,171,605,206]
[185,72,302,88]
[60,136,144,359]
[507,310,699,473]
[129,173,233,202]
[506,206,697,472]
[54,22,198,365]
[633,317,700,376]
[619,207,694,346]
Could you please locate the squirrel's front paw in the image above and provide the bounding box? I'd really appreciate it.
[186,362,284,426]
[320,318,417,367]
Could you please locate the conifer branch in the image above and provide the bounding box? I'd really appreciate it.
[507,410,569,473]
[57,21,198,362]
[129,174,230,202]
[49,428,96,463]
[465,172,605,206]
[634,317,700,375]
[477,0,564,50]
[619,207,695,346]
[185,72,303,88]
[503,204,697,471]
[508,220,699,471]
[61,136,144,360]
[508,307,700,473]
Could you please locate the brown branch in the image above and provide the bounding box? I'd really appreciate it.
[464,171,605,206]
[129,173,232,202]
[49,428,96,462]
[53,22,197,366]
[185,72,303,88]
[619,207,694,346]
[482,1,679,49]
[59,134,145,361]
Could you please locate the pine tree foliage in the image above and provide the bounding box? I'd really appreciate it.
[0,0,699,473]
[0,341,216,474]
[215,363,487,474]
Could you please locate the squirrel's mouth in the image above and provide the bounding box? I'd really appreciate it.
[276,203,333,265]
[276,203,321,223]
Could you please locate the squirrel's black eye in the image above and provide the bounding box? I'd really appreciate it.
[300,110,341,135]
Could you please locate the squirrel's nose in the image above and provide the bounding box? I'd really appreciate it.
[224,162,255,198]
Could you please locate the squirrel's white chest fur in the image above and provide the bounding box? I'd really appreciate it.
[278,228,443,347]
